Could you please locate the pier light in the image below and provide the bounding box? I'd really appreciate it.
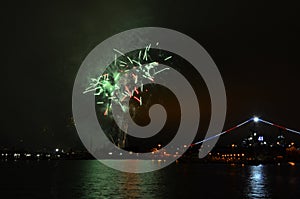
[253,117,260,123]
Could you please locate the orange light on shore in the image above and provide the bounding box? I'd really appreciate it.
[288,162,295,166]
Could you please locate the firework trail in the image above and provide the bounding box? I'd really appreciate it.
[83,44,171,147]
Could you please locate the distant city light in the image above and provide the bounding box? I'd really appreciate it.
[258,136,264,141]
[253,117,260,123]
[55,148,59,152]
[288,162,295,166]
[14,153,20,158]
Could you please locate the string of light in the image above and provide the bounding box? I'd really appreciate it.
[192,117,300,146]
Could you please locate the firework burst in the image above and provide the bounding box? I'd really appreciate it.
[83,43,171,147]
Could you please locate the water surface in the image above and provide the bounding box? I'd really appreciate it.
[0,160,299,198]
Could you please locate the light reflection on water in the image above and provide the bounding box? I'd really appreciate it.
[74,160,165,199]
[1,160,299,198]
[246,165,271,199]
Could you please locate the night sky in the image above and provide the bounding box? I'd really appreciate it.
[8,1,300,150]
